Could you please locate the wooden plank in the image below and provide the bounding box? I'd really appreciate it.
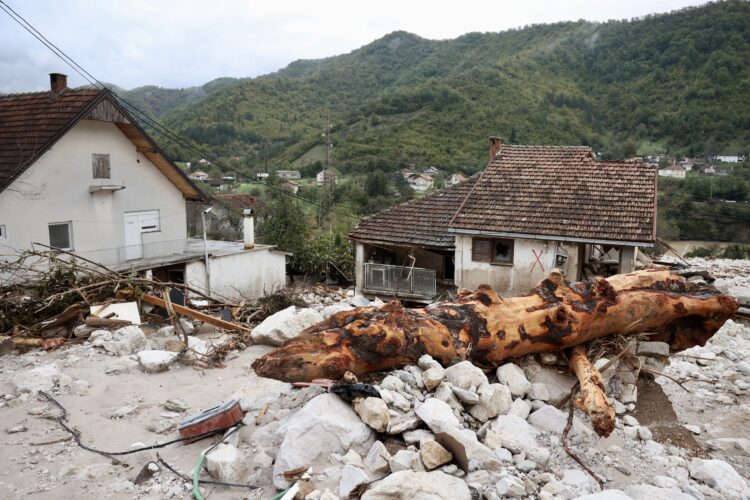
[139,293,251,333]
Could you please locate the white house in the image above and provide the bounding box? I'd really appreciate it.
[349,138,656,301]
[316,169,338,186]
[658,165,687,179]
[188,171,210,181]
[424,166,440,176]
[714,155,745,163]
[448,173,467,186]
[0,73,286,301]
[407,173,434,191]
[276,170,301,179]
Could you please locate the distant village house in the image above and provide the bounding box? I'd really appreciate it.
[658,164,686,179]
[316,169,338,186]
[407,173,434,192]
[188,170,210,181]
[448,173,467,186]
[281,179,300,194]
[276,170,301,180]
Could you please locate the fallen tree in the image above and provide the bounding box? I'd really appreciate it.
[253,269,738,387]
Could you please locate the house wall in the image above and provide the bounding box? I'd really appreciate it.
[454,234,580,296]
[0,119,186,265]
[185,248,287,301]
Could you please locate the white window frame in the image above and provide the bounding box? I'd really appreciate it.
[48,221,73,251]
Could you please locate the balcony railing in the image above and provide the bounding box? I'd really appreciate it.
[73,238,188,267]
[364,263,436,299]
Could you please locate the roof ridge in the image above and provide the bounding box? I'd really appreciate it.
[0,88,101,100]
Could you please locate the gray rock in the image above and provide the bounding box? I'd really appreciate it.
[508,398,531,419]
[434,382,463,412]
[468,383,512,422]
[162,398,189,412]
[444,361,488,391]
[387,411,420,434]
[637,426,653,441]
[637,341,670,358]
[452,386,479,404]
[71,380,90,396]
[349,295,371,307]
[528,404,590,436]
[320,302,355,319]
[485,415,539,454]
[273,394,374,489]
[389,449,420,473]
[104,357,139,374]
[361,470,471,500]
[423,367,445,391]
[688,458,748,497]
[496,476,526,497]
[364,441,390,477]
[102,326,147,356]
[418,354,442,371]
[572,491,631,500]
[354,397,390,433]
[496,363,532,397]
[206,443,246,483]
[419,439,452,470]
[136,350,178,373]
[339,464,369,498]
[251,306,324,346]
[380,375,406,392]
[434,425,500,473]
[622,415,639,426]
[523,364,576,405]
[736,361,750,376]
[13,364,64,394]
[403,429,435,445]
[705,437,750,454]
[415,398,460,431]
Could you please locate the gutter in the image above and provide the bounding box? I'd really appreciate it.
[447,228,655,247]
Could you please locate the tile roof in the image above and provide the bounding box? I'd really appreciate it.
[449,145,656,243]
[348,175,478,249]
[349,144,656,248]
[0,88,101,191]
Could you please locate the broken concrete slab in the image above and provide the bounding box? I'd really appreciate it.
[250,306,324,346]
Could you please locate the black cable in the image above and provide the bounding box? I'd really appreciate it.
[40,391,225,456]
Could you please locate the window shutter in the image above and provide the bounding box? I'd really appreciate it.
[472,238,492,262]
[92,154,111,179]
[138,210,160,232]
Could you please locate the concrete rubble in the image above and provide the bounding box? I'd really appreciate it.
[0,258,749,498]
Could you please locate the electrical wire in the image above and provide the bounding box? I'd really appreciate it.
[0,0,361,222]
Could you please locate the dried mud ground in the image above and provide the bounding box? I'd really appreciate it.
[0,320,749,499]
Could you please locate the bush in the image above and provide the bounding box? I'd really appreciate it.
[685,246,717,258]
[720,244,750,260]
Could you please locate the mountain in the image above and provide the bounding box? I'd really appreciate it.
[120,1,750,173]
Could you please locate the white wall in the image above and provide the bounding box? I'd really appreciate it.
[454,234,580,297]
[0,120,187,265]
[185,248,287,301]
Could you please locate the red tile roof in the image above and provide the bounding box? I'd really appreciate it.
[0,88,101,191]
[349,144,656,249]
[449,145,656,243]
[348,175,478,249]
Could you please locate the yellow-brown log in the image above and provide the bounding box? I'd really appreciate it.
[252,269,738,383]
[568,344,615,436]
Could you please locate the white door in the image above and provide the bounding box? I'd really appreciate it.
[124,213,142,260]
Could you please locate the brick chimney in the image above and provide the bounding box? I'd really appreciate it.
[489,136,503,162]
[49,73,68,93]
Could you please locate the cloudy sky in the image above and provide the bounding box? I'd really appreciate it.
[1,0,706,93]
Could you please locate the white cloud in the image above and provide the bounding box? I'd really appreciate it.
[0,0,707,92]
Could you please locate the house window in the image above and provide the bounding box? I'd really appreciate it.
[48,222,73,250]
[0,225,6,239]
[92,153,111,179]
[472,237,514,264]
[138,210,160,233]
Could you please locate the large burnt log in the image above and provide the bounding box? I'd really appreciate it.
[252,269,738,384]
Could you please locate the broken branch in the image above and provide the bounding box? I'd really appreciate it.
[568,344,615,436]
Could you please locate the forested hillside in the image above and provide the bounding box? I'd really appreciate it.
[120,0,750,174]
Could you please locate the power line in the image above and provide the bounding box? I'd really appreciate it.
[0,0,360,222]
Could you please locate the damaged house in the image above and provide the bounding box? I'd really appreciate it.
[349,138,656,302]
[0,73,286,301]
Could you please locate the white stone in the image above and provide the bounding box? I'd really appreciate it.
[13,364,63,394]
[451,386,479,404]
[349,295,371,307]
[705,437,750,454]
[364,441,390,477]
[434,425,500,472]
[415,398,460,430]
[104,357,139,374]
[528,404,590,436]
[622,415,639,426]
[206,443,246,483]
[637,426,653,441]
[102,326,147,356]
[339,464,369,498]
[162,398,190,412]
[736,361,750,376]
[419,439,452,470]
[404,429,435,444]
[496,363,532,397]
[251,306,324,346]
[380,375,405,392]
[389,449,419,472]
[562,468,593,492]
[361,470,471,500]
[652,476,679,489]
[320,302,355,319]
[527,383,550,401]
[468,383,512,422]
[71,380,90,396]
[111,405,137,419]
[89,329,112,345]
[508,398,531,419]
[624,484,693,500]
[485,415,539,454]
[523,364,576,405]
[434,382,463,412]
[418,354,442,371]
[354,397,390,433]
[273,394,374,489]
[155,326,175,337]
[682,424,700,435]
[136,350,178,373]
[496,476,526,497]
[444,361,488,391]
[572,491,631,500]
[387,412,420,434]
[688,458,748,497]
[341,449,363,467]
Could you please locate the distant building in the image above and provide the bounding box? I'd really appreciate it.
[702,165,717,175]
[316,169,338,186]
[424,166,440,176]
[399,168,414,178]
[678,157,704,171]
[407,173,434,191]
[714,155,745,163]
[276,170,301,180]
[448,173,467,186]
[658,165,686,179]
[188,171,209,181]
[281,179,300,194]
[255,172,270,180]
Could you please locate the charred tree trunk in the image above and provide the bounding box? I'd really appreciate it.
[253,269,738,384]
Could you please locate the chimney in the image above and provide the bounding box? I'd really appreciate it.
[243,208,255,249]
[49,73,68,93]
[489,136,503,163]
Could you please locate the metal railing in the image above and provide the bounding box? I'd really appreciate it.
[364,263,436,298]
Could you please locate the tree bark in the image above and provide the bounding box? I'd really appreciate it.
[252,269,738,383]
[568,345,615,436]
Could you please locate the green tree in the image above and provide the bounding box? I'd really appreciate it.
[256,191,308,268]
[364,171,388,197]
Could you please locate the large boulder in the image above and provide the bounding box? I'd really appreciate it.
[688,458,749,498]
[273,393,374,489]
[523,364,576,405]
[362,470,471,500]
[251,306,323,346]
[205,443,247,483]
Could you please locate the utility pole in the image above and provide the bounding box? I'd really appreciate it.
[319,110,335,229]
